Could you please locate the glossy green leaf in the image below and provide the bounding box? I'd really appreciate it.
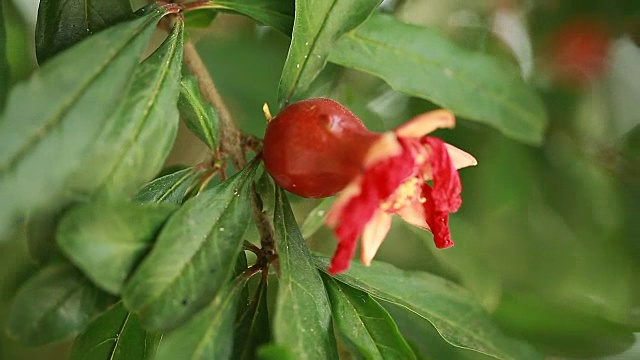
[123,161,258,331]
[321,274,415,360]
[278,0,381,106]
[179,75,219,150]
[328,13,548,145]
[69,302,161,360]
[314,257,541,360]
[5,262,111,346]
[301,197,334,239]
[233,276,270,360]
[193,0,294,35]
[68,19,185,199]
[57,200,177,295]
[134,167,202,205]
[35,0,132,63]
[257,344,297,360]
[0,8,171,240]
[0,1,8,112]
[155,276,247,360]
[385,303,490,360]
[273,187,338,359]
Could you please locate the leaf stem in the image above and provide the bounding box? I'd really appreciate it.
[182,41,274,264]
[183,41,245,169]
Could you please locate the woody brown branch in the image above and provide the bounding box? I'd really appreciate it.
[182,41,274,257]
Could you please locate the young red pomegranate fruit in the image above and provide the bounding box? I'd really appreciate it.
[262,98,380,198]
[262,97,477,273]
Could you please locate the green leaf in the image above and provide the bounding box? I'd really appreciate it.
[35,0,133,63]
[57,200,177,295]
[193,0,295,35]
[301,197,334,239]
[155,276,247,360]
[272,187,338,359]
[314,257,541,360]
[0,1,8,112]
[233,276,270,360]
[5,262,111,346]
[0,8,171,240]
[123,161,259,331]
[134,167,202,205]
[179,75,219,150]
[69,302,161,360]
[328,13,548,145]
[25,209,65,263]
[277,0,381,106]
[257,344,297,360]
[321,274,416,360]
[385,303,490,360]
[184,10,217,29]
[68,18,185,199]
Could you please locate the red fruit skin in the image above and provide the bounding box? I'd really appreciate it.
[263,98,380,198]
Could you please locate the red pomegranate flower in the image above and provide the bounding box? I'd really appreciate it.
[262,98,477,274]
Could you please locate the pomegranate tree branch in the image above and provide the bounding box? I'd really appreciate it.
[182,41,274,259]
[183,41,245,169]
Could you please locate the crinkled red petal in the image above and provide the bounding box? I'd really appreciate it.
[421,183,454,248]
[328,139,416,274]
[422,137,462,212]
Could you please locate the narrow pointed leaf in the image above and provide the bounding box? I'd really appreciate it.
[57,200,177,295]
[35,0,133,63]
[321,274,415,360]
[179,75,219,150]
[315,257,541,360]
[257,344,297,360]
[123,161,258,331]
[155,276,247,360]
[5,263,112,346]
[0,1,8,111]
[194,0,294,35]
[273,186,338,359]
[301,197,334,239]
[69,19,185,198]
[385,303,494,360]
[328,13,547,145]
[233,276,270,360]
[69,302,162,360]
[277,0,381,106]
[0,8,172,240]
[134,167,202,205]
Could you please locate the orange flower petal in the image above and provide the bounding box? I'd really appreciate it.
[395,109,455,138]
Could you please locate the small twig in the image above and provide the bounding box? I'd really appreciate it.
[241,134,263,153]
[183,42,245,169]
[251,187,275,255]
[182,41,276,264]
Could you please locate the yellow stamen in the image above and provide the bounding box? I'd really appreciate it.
[262,102,272,122]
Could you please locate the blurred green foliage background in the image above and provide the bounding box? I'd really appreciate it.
[1,0,638,359]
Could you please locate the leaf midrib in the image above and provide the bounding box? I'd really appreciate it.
[96,22,182,192]
[192,279,244,359]
[0,15,157,175]
[181,82,215,148]
[135,175,250,312]
[330,279,384,359]
[281,0,339,104]
[337,28,542,133]
[333,274,507,360]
